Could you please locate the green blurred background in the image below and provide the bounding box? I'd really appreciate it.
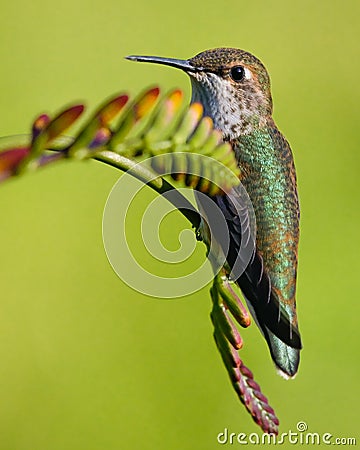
[1,1,359,449]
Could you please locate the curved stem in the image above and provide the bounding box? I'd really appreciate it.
[92,150,201,229]
[94,150,201,229]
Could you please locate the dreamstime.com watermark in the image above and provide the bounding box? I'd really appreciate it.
[216,422,357,445]
[102,153,256,297]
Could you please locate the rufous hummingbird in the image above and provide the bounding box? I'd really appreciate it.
[127,48,302,379]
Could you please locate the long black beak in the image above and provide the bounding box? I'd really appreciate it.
[126,55,202,72]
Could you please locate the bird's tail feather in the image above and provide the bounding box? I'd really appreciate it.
[264,328,300,378]
[245,298,300,378]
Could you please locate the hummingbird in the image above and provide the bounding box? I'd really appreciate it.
[126,48,302,379]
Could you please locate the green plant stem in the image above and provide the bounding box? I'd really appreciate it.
[94,150,201,230]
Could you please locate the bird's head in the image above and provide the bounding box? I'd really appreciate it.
[127,48,273,139]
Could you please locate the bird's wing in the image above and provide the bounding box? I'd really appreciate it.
[196,185,302,350]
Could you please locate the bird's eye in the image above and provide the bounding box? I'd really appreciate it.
[230,66,245,82]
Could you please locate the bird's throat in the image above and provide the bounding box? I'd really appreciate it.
[190,76,266,139]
